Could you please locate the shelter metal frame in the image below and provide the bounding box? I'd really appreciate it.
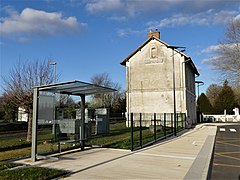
[31,80,116,162]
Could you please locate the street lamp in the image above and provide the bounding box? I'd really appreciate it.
[49,61,57,83]
[195,81,204,98]
[126,61,131,127]
[195,81,204,123]
[168,46,186,136]
[49,61,57,143]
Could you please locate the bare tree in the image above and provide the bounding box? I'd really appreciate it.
[210,19,240,84]
[2,60,55,141]
[89,72,124,111]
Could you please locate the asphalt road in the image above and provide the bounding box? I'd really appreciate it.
[211,124,240,180]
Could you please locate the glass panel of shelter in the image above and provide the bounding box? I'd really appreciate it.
[36,92,83,158]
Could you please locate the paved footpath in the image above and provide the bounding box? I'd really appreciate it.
[14,124,217,179]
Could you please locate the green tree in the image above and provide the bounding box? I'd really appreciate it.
[206,84,222,107]
[214,80,237,114]
[232,85,240,108]
[197,93,213,114]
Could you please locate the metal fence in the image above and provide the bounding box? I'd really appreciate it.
[35,112,186,158]
[130,113,186,151]
[203,114,240,122]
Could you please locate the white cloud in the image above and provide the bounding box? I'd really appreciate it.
[85,0,123,13]
[201,57,216,63]
[84,0,178,16]
[108,16,126,21]
[84,0,239,29]
[1,5,18,16]
[0,8,86,39]
[147,10,240,28]
[84,0,179,16]
[202,43,236,54]
[196,65,203,71]
[213,10,239,24]
[234,14,240,21]
[116,28,130,37]
[201,44,222,54]
[201,43,237,64]
[117,9,239,37]
[84,0,239,18]
[116,28,143,37]
[18,37,30,43]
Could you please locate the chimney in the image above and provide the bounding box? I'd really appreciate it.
[148,29,160,39]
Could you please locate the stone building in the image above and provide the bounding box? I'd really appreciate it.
[120,29,199,127]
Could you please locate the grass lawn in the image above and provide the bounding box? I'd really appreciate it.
[87,122,131,149]
[0,147,31,162]
[0,139,31,152]
[87,122,169,150]
[0,163,68,180]
[0,162,20,171]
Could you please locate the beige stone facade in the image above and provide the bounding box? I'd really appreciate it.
[121,30,199,127]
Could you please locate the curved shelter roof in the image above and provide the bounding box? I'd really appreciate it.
[33,80,117,96]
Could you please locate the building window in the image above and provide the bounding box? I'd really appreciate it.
[150,46,157,59]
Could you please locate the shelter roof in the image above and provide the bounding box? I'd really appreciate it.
[33,80,116,96]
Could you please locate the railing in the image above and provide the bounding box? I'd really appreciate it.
[130,113,186,151]
[203,114,240,122]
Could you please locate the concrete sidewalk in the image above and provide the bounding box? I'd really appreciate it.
[14,124,217,179]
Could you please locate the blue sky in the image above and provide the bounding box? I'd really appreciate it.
[0,0,240,95]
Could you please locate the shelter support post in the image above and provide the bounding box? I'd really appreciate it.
[80,94,85,150]
[172,49,177,136]
[31,88,39,162]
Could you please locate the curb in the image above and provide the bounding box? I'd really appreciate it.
[184,125,217,180]
[206,135,216,180]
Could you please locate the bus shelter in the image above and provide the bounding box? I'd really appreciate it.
[31,80,116,162]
